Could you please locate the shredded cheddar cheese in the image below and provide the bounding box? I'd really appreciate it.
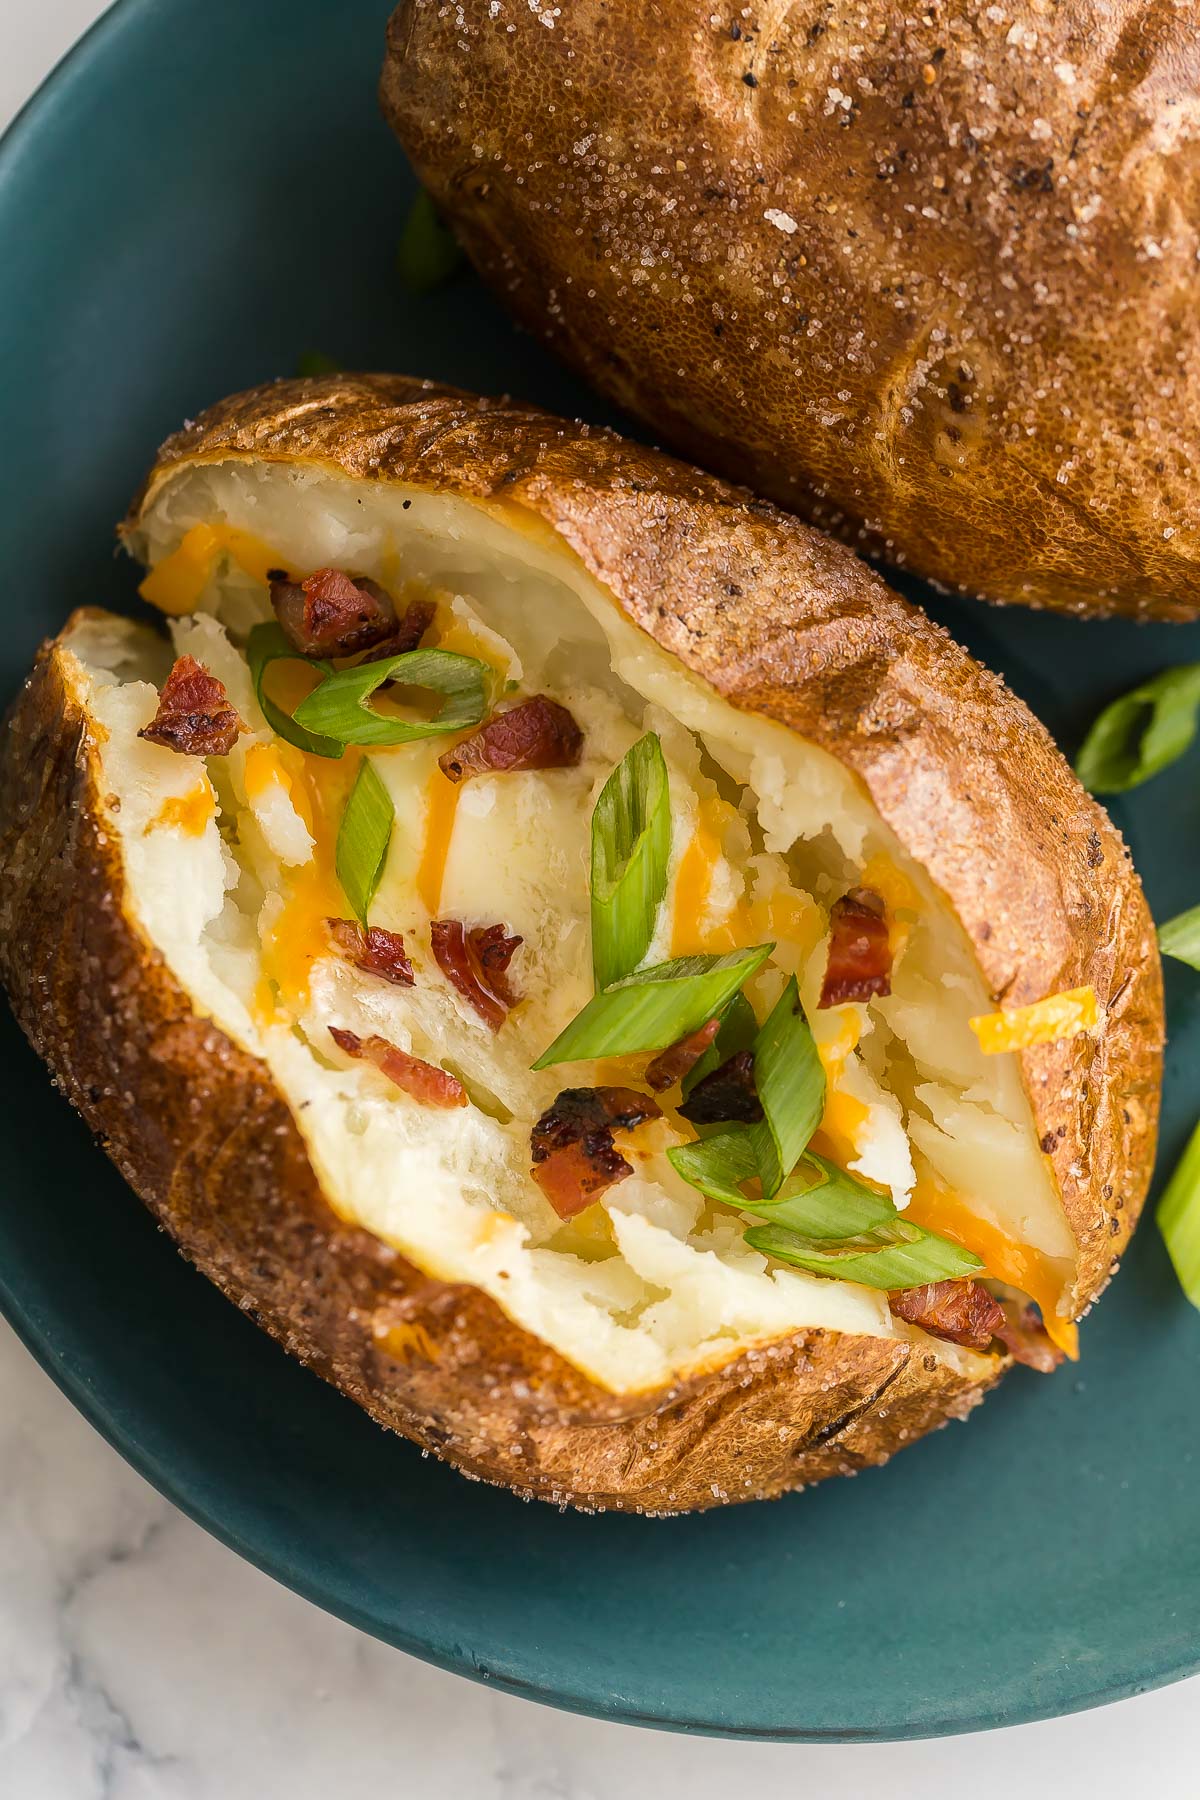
[969,985,1099,1055]
[139,523,279,614]
[905,1178,1079,1359]
[417,769,461,915]
[257,747,360,1011]
[670,797,756,954]
[145,783,216,836]
[812,1010,868,1162]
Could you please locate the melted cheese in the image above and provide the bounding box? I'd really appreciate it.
[813,1011,868,1163]
[905,1178,1079,1358]
[145,782,216,836]
[417,769,462,915]
[670,798,755,954]
[970,986,1099,1055]
[139,523,280,613]
[258,746,359,1012]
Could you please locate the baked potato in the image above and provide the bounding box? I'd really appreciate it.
[0,374,1162,1512]
[381,1,1200,620]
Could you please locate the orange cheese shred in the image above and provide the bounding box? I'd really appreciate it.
[138,522,280,614]
[417,769,461,915]
[969,985,1099,1055]
[904,1179,1079,1359]
[144,783,216,836]
[257,746,360,1012]
[670,798,757,955]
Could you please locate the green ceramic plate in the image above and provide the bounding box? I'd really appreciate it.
[2,0,1199,1743]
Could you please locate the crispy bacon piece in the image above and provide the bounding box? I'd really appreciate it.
[888,1279,1006,1351]
[819,886,893,1009]
[437,695,584,784]
[360,597,438,664]
[138,655,243,757]
[325,919,414,987]
[328,1025,467,1108]
[430,919,522,1030]
[530,1086,662,1219]
[645,1018,721,1092]
[270,567,397,657]
[994,1301,1065,1373]
[678,1048,763,1124]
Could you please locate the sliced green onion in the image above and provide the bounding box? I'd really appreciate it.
[293,649,491,749]
[743,1153,898,1237]
[1158,904,1200,971]
[667,1129,760,1208]
[397,191,465,293]
[296,350,342,377]
[1075,663,1200,794]
[1158,1119,1200,1310]
[744,1220,983,1289]
[751,976,825,1196]
[532,944,773,1069]
[335,759,394,925]
[246,622,341,759]
[667,979,824,1199]
[590,733,671,990]
[681,989,758,1099]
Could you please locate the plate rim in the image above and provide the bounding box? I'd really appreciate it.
[0,0,1196,1743]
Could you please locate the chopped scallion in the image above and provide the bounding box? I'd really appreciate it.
[397,191,465,293]
[1158,1119,1200,1310]
[1158,904,1200,971]
[590,733,671,990]
[1075,663,1200,794]
[246,622,341,759]
[293,648,491,748]
[744,1220,983,1289]
[532,944,773,1068]
[335,759,394,925]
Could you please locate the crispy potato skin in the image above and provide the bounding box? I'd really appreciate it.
[0,375,1161,1508]
[0,637,996,1511]
[381,1,1200,619]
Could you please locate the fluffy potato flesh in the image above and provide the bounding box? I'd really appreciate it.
[57,460,1084,1396]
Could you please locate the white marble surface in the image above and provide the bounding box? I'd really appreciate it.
[2,5,1199,1794]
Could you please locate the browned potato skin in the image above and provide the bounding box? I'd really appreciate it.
[381,1,1200,619]
[0,376,1161,1511]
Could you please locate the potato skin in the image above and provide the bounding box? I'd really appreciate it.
[381,0,1200,619]
[0,375,1161,1509]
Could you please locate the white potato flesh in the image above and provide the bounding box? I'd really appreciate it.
[60,465,1074,1393]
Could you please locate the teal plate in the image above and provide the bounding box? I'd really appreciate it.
[2,0,1200,1743]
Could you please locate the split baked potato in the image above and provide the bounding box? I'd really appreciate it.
[382,1,1200,619]
[0,375,1162,1512]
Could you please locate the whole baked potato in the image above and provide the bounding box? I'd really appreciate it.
[382,1,1200,619]
[0,376,1162,1512]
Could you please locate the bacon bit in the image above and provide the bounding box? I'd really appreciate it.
[138,655,243,757]
[645,1018,721,1092]
[328,1025,467,1108]
[437,695,584,784]
[819,887,893,1009]
[325,919,414,987]
[270,567,397,657]
[888,1279,1006,1352]
[360,597,438,664]
[430,918,522,1030]
[530,1086,662,1219]
[994,1301,1066,1373]
[678,1048,763,1124]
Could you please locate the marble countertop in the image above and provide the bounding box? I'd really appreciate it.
[2,6,1198,1795]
